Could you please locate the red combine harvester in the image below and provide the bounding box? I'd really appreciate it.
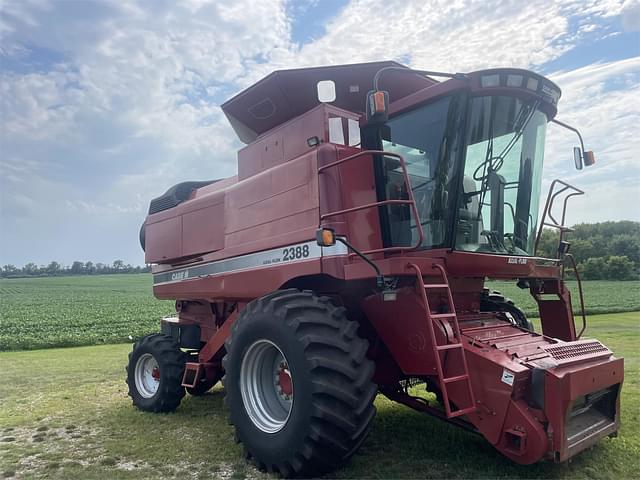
[127,61,622,477]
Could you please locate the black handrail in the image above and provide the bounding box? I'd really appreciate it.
[319,149,425,255]
[534,179,584,255]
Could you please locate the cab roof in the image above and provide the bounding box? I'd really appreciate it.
[221,61,437,144]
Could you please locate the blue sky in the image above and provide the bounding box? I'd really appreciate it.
[0,0,639,267]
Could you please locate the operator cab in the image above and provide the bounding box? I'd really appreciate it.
[361,68,562,257]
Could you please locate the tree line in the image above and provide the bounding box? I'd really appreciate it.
[536,221,639,280]
[0,260,151,278]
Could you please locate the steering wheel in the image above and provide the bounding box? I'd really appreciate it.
[472,156,504,182]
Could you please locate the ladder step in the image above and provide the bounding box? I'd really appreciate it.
[443,374,469,384]
[409,262,476,421]
[181,362,202,388]
[423,283,449,289]
[431,313,456,319]
[448,406,477,418]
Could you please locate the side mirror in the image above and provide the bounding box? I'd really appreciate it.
[573,147,583,170]
[552,119,596,170]
[573,147,596,170]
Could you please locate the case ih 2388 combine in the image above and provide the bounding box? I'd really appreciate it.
[128,61,623,477]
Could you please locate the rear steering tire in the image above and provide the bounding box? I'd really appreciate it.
[223,289,377,477]
[126,334,186,412]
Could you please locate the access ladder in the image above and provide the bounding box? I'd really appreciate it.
[408,263,476,418]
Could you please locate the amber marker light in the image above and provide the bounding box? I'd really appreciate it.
[315,227,336,247]
[583,151,596,166]
[373,91,386,113]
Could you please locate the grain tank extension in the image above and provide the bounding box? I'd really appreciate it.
[127,61,622,477]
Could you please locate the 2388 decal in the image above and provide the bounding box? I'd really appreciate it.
[282,245,310,261]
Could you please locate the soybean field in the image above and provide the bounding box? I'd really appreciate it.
[0,275,639,351]
[0,275,173,351]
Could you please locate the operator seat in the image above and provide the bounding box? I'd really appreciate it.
[456,176,485,248]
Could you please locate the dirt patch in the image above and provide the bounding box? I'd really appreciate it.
[2,422,105,477]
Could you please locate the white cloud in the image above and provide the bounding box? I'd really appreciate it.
[235,0,626,85]
[620,0,640,31]
[540,57,640,225]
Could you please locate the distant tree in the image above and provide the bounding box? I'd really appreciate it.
[570,238,596,264]
[610,235,640,266]
[46,261,61,275]
[1,265,19,277]
[606,255,637,281]
[579,257,608,280]
[70,261,84,274]
[23,263,38,276]
[113,259,124,271]
[84,261,96,275]
[535,229,559,258]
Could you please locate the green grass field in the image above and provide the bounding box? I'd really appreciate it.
[1,275,639,351]
[0,312,638,479]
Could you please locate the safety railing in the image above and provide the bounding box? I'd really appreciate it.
[534,178,587,338]
[318,150,425,255]
[534,179,584,255]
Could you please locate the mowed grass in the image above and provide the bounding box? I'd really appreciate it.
[0,275,173,351]
[1,275,639,351]
[0,312,638,479]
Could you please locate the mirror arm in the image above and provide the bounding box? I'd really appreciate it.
[551,118,586,153]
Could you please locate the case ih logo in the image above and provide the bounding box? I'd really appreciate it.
[171,269,189,281]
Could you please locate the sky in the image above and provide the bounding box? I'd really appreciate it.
[0,0,639,267]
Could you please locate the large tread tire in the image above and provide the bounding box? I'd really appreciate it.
[223,289,377,478]
[481,289,534,331]
[126,333,187,412]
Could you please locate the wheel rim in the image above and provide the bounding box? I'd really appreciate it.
[240,339,293,433]
[135,353,160,398]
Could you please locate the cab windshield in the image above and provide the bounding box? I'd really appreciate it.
[379,94,547,256]
[457,96,547,255]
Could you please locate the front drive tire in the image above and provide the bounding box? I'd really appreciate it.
[126,334,186,412]
[481,290,534,331]
[223,289,377,478]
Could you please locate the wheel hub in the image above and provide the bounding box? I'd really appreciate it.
[276,362,293,399]
[134,353,160,399]
[240,339,294,433]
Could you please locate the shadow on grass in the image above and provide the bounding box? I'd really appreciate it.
[63,386,627,480]
[338,400,621,480]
